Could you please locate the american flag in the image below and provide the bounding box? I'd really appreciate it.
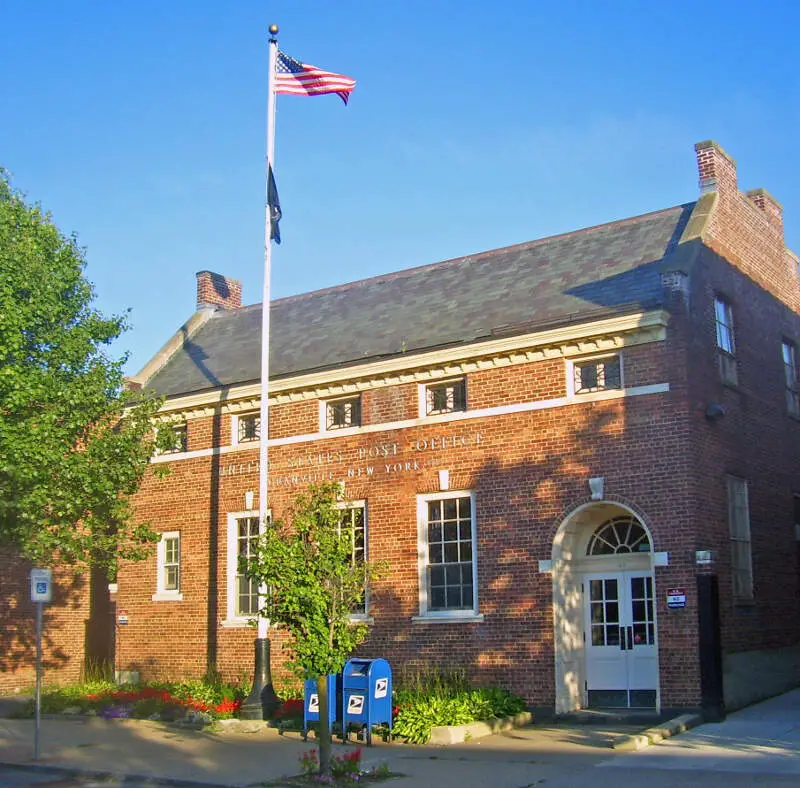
[274,51,356,104]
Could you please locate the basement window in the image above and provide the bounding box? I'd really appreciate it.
[325,396,361,431]
[572,355,622,395]
[425,378,467,416]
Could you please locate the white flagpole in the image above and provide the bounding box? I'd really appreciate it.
[257,25,278,641]
[242,22,279,720]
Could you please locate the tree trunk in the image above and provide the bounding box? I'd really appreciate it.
[317,675,332,776]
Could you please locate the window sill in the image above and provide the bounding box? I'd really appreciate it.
[321,425,361,437]
[412,613,484,624]
[219,618,254,629]
[151,592,183,602]
[348,615,374,625]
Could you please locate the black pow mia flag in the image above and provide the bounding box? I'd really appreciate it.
[268,165,282,244]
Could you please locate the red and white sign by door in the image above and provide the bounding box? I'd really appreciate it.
[666,588,687,608]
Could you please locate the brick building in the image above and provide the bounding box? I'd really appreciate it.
[113,140,800,715]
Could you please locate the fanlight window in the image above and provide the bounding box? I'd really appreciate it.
[587,516,651,555]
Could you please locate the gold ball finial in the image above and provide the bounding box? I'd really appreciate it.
[268,24,279,36]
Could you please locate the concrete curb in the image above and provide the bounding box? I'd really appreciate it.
[612,713,703,751]
[0,761,234,787]
[428,711,533,745]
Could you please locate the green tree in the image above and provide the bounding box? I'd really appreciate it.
[0,170,168,573]
[247,482,384,776]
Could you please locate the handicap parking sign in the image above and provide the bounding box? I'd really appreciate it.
[30,569,53,603]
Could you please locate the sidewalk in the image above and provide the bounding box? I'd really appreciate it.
[0,710,644,788]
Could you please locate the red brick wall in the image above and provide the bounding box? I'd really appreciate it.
[120,340,707,708]
[0,551,98,693]
[684,246,800,656]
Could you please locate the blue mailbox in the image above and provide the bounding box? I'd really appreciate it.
[303,674,341,740]
[341,658,392,745]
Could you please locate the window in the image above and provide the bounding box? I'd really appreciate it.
[236,412,261,444]
[782,341,800,417]
[587,516,651,555]
[794,495,800,543]
[727,476,753,601]
[325,396,361,430]
[153,531,181,600]
[155,422,187,455]
[338,503,367,615]
[572,355,622,395]
[425,378,467,416]
[715,296,738,385]
[418,492,478,617]
[232,515,260,618]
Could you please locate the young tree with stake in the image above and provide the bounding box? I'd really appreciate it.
[246,482,383,776]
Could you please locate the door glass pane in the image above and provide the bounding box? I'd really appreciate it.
[629,575,655,646]
[588,577,622,647]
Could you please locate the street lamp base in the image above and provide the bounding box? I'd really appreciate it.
[240,637,280,720]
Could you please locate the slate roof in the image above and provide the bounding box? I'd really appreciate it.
[145,203,695,398]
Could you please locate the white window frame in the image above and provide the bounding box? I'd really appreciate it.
[152,531,182,601]
[319,394,362,434]
[567,353,624,397]
[714,296,736,355]
[418,377,468,418]
[414,491,482,622]
[715,296,738,385]
[782,340,800,417]
[232,411,261,447]
[153,422,188,456]
[337,500,369,620]
[222,509,269,627]
[726,476,753,602]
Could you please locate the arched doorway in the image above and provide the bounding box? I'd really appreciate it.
[551,501,659,713]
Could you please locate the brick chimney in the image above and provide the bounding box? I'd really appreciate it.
[694,140,738,196]
[746,187,784,234]
[196,271,242,310]
[692,140,792,307]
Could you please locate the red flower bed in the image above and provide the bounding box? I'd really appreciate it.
[86,687,241,717]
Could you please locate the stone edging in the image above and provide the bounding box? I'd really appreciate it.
[428,711,533,745]
[612,713,703,751]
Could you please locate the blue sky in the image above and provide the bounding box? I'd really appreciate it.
[4,0,799,374]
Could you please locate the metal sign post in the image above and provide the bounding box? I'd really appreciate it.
[30,568,53,761]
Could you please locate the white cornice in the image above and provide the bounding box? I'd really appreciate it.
[155,309,669,418]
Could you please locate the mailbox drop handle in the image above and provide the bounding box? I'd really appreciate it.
[619,627,626,650]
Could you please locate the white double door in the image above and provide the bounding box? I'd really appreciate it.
[583,571,658,708]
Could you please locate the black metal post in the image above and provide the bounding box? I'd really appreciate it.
[240,637,280,719]
[697,573,725,722]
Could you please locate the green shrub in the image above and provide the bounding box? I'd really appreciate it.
[392,675,527,744]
